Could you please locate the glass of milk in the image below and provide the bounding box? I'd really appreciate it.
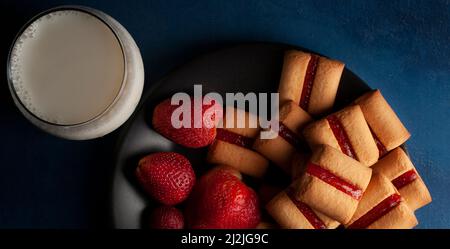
[7,6,144,140]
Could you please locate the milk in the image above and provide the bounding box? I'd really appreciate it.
[9,10,125,125]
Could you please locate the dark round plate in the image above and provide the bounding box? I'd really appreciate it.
[110,43,371,228]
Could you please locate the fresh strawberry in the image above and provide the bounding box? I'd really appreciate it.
[152,96,222,148]
[149,206,184,229]
[186,167,260,229]
[136,152,195,205]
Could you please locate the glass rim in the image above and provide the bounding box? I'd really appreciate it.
[6,5,128,127]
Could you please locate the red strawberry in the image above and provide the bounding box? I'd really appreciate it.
[186,167,260,229]
[136,152,195,205]
[152,96,222,148]
[149,206,184,229]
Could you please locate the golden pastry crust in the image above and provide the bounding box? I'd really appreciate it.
[345,173,417,229]
[292,175,359,224]
[335,105,379,166]
[207,140,269,178]
[303,105,379,166]
[278,101,313,132]
[355,90,411,151]
[278,50,311,105]
[291,152,310,180]
[303,118,341,151]
[220,107,260,137]
[367,202,418,229]
[316,210,341,229]
[266,191,315,229]
[266,191,339,229]
[277,50,344,116]
[208,107,269,177]
[372,148,412,179]
[253,101,312,173]
[291,145,372,223]
[346,173,395,225]
[310,145,372,190]
[372,148,432,211]
[253,136,296,173]
[398,178,432,211]
[308,57,344,115]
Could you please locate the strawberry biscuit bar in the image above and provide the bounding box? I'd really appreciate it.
[253,101,312,173]
[372,148,432,211]
[278,50,344,116]
[266,188,340,229]
[302,105,379,166]
[346,173,418,229]
[206,107,269,178]
[291,145,372,224]
[354,90,411,157]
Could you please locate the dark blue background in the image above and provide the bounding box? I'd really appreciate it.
[0,0,448,228]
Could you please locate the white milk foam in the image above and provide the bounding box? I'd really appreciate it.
[9,10,125,125]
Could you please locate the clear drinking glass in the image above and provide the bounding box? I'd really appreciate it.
[7,5,144,140]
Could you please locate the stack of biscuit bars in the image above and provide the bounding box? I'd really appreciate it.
[206,49,432,229]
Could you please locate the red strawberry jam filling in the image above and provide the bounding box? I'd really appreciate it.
[216,128,254,149]
[299,54,319,110]
[392,169,418,190]
[278,123,309,151]
[286,188,326,229]
[368,126,387,157]
[326,115,358,160]
[306,162,363,200]
[348,194,402,229]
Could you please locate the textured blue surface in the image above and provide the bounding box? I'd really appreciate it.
[0,0,449,228]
